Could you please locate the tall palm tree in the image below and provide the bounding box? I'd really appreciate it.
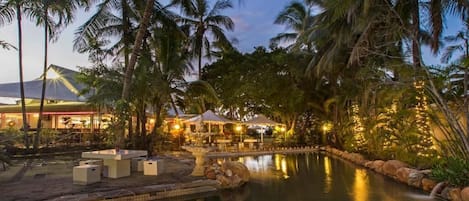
[172,0,235,79]
[119,0,154,147]
[0,0,30,148]
[270,0,314,51]
[74,0,135,68]
[30,0,86,150]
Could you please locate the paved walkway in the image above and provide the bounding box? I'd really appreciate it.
[0,155,195,201]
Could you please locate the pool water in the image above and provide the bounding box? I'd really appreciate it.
[200,153,437,201]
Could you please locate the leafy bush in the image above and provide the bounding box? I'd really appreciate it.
[431,157,469,187]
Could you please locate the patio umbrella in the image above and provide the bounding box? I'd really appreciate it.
[184,110,233,142]
[244,114,281,143]
[244,114,281,126]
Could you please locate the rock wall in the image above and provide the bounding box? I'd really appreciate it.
[322,147,464,200]
[204,161,250,189]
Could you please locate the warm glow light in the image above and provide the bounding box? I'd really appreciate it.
[235,125,242,132]
[280,127,286,132]
[149,119,155,124]
[47,68,61,80]
[173,124,181,130]
[353,169,369,201]
[33,114,39,118]
[324,156,332,193]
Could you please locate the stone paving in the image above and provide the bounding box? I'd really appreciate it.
[0,153,196,201]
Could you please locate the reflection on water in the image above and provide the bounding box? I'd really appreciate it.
[323,156,332,193]
[200,153,436,201]
[353,169,368,201]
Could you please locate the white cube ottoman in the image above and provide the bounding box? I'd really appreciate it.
[143,160,163,176]
[73,165,101,185]
[79,160,103,174]
[131,157,146,172]
[103,159,131,178]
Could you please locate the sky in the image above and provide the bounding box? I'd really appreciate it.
[0,0,465,101]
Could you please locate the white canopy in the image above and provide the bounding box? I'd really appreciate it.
[0,65,90,101]
[244,114,281,126]
[185,110,233,124]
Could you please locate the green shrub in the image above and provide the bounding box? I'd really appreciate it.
[431,157,469,187]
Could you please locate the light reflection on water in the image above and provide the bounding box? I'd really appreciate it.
[201,153,436,201]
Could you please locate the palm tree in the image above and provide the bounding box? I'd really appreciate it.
[1,0,30,148]
[119,0,155,147]
[172,0,235,79]
[30,0,86,150]
[270,0,314,51]
[74,0,136,68]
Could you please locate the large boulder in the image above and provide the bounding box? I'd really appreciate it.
[348,153,366,165]
[461,187,469,201]
[421,178,437,192]
[449,188,463,201]
[382,160,409,177]
[364,161,373,169]
[221,161,250,183]
[371,160,385,173]
[395,167,412,183]
[408,171,424,188]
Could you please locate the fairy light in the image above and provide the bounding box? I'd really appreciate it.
[413,80,436,158]
[351,103,366,151]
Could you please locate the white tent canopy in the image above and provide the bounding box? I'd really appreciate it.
[185,110,233,124]
[0,65,90,101]
[244,114,280,126]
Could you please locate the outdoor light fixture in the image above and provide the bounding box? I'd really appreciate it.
[235,125,242,132]
[173,124,181,130]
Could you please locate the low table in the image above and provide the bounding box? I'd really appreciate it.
[81,149,148,178]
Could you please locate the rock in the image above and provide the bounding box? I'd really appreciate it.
[460,187,469,201]
[216,175,231,188]
[441,187,452,200]
[349,153,366,165]
[382,160,408,177]
[221,161,250,183]
[225,169,233,177]
[408,171,424,188]
[421,178,437,192]
[364,161,373,168]
[371,160,385,173]
[205,170,216,180]
[449,188,463,201]
[395,167,412,183]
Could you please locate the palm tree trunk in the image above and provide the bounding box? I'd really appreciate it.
[411,0,421,70]
[120,0,154,147]
[35,8,49,151]
[16,4,29,149]
[198,47,202,79]
[122,0,130,70]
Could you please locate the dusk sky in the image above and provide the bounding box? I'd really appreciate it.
[0,1,463,84]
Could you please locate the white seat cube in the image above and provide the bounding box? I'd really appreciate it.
[144,160,162,176]
[131,157,146,172]
[103,159,131,178]
[73,165,101,185]
[79,160,103,173]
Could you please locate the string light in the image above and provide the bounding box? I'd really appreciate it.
[351,103,366,151]
[413,80,436,158]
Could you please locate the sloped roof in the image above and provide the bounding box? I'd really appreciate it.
[184,110,233,124]
[244,114,281,126]
[0,65,89,101]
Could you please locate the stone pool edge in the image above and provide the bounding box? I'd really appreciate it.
[321,146,468,201]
